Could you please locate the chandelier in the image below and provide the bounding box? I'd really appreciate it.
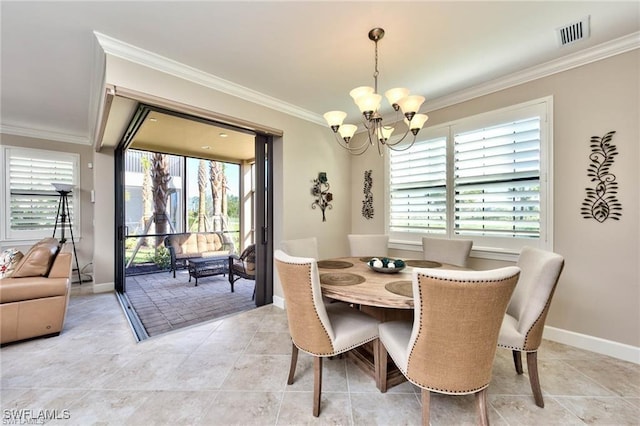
[324,28,429,155]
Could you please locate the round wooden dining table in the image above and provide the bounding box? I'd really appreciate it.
[318,256,463,307]
[317,256,465,391]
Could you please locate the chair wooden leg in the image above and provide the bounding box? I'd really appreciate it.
[476,388,489,426]
[512,350,523,374]
[374,338,388,393]
[421,389,431,426]
[287,343,298,385]
[313,356,323,417]
[526,351,544,408]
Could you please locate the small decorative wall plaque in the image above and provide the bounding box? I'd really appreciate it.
[311,172,333,222]
[362,169,374,219]
[581,131,622,222]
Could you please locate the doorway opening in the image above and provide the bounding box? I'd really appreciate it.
[114,104,273,340]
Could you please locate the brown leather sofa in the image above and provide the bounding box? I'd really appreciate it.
[0,239,72,345]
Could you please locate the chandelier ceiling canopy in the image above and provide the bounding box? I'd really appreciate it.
[324,28,428,156]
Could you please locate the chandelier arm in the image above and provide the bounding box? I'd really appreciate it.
[385,127,412,147]
[361,119,375,132]
[386,134,418,152]
[330,132,372,155]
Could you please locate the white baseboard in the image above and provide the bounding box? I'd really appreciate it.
[273,295,285,310]
[544,325,640,364]
[92,282,115,293]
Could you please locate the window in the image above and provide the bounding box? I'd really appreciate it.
[387,98,552,258]
[2,146,80,241]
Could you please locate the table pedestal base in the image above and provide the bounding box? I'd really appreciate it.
[350,305,413,392]
[348,341,406,392]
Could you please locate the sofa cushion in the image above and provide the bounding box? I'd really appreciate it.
[11,240,59,278]
[175,251,228,260]
[0,249,24,278]
[168,233,227,255]
[196,233,224,252]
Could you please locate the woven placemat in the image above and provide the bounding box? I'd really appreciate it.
[385,280,413,297]
[320,273,366,286]
[405,259,443,268]
[317,260,354,269]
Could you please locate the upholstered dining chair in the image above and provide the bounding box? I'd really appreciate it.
[421,236,473,267]
[281,237,319,259]
[274,250,380,417]
[378,266,520,426]
[498,246,565,408]
[347,234,389,257]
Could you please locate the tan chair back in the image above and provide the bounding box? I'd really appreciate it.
[274,250,335,355]
[347,234,389,257]
[407,267,520,393]
[281,237,319,259]
[421,237,473,267]
[508,246,565,350]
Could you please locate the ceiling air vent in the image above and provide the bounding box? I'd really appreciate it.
[557,16,590,46]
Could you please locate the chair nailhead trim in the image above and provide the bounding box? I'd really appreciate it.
[406,273,513,394]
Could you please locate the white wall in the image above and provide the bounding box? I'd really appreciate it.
[96,55,351,299]
[350,50,640,349]
[92,147,115,291]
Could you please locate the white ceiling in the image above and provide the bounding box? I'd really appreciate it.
[1,1,639,145]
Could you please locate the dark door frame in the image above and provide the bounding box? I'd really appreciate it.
[253,133,273,305]
[114,106,274,307]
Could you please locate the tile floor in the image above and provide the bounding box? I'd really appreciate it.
[125,270,256,337]
[1,287,639,425]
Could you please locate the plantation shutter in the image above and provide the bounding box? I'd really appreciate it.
[389,136,447,234]
[6,148,77,237]
[453,117,540,238]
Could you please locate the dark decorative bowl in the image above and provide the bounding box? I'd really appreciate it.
[369,265,406,274]
[367,257,406,274]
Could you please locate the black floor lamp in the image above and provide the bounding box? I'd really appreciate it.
[52,183,83,283]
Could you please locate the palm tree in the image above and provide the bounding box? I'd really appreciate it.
[197,159,207,231]
[151,152,171,247]
[209,161,225,231]
[141,154,153,246]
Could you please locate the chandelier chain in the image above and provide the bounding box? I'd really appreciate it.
[373,40,379,94]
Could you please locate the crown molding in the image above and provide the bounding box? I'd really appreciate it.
[93,31,326,126]
[3,31,637,145]
[0,124,90,145]
[424,31,640,112]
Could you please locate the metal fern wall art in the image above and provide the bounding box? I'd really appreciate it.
[362,170,374,219]
[581,131,622,222]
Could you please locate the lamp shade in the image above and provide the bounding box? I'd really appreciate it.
[377,125,394,142]
[52,183,74,193]
[397,95,426,115]
[406,113,429,131]
[338,124,358,141]
[355,93,382,114]
[323,111,347,128]
[349,86,374,102]
[384,88,410,107]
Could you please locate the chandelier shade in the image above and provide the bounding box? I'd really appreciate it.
[324,28,428,155]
